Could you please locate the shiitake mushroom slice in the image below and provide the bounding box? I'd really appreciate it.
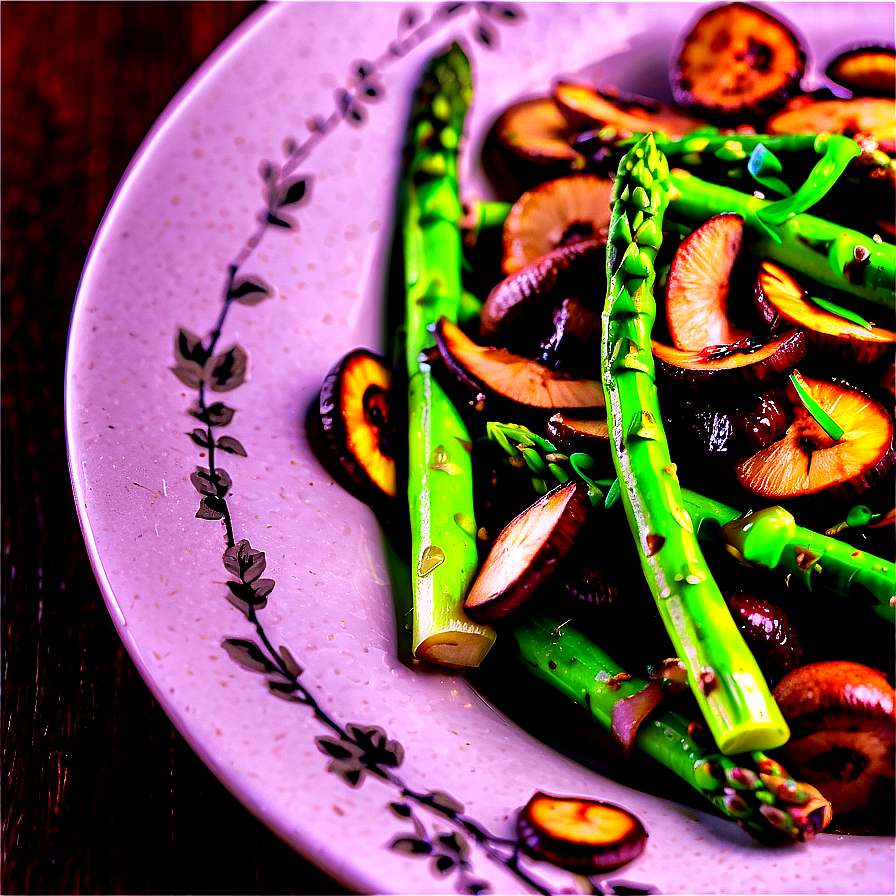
[318,349,396,502]
[664,383,794,459]
[501,175,612,276]
[734,373,895,501]
[766,96,896,152]
[665,213,750,352]
[773,661,895,816]
[653,328,806,392]
[483,235,606,343]
[489,95,587,187]
[546,412,609,451]
[671,1,806,121]
[755,262,895,365]
[517,792,648,873]
[724,591,803,688]
[553,80,706,141]
[825,45,896,98]
[434,317,605,412]
[463,480,590,623]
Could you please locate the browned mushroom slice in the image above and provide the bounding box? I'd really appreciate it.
[501,175,612,276]
[318,349,396,501]
[435,317,605,411]
[826,45,896,97]
[464,481,590,623]
[767,97,896,152]
[773,662,895,815]
[734,373,895,500]
[491,95,586,174]
[517,792,648,872]
[671,1,806,120]
[652,328,805,392]
[546,412,609,450]
[755,262,895,365]
[554,80,706,139]
[485,237,606,341]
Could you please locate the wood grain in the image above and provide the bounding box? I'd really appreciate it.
[1,4,347,892]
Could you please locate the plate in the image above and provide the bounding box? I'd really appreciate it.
[66,3,895,893]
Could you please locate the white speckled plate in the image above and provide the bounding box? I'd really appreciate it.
[66,3,895,893]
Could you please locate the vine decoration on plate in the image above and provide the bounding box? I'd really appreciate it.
[170,3,655,894]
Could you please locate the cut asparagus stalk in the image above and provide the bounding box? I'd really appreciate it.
[600,134,789,754]
[511,614,833,843]
[400,43,496,667]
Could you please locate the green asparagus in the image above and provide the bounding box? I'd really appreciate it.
[511,615,832,843]
[400,43,496,667]
[601,134,789,754]
[486,421,896,623]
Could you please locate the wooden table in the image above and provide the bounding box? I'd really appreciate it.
[1,4,347,892]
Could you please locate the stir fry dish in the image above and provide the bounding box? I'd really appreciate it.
[312,1,896,867]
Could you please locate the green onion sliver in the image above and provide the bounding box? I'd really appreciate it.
[789,371,844,441]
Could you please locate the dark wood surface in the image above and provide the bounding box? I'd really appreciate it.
[1,3,348,892]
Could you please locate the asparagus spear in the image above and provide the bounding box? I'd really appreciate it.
[400,43,496,667]
[601,134,789,754]
[486,422,896,622]
[511,614,833,843]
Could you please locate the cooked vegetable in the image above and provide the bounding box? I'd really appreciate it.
[669,164,896,309]
[501,173,612,275]
[825,45,896,98]
[773,661,895,815]
[721,505,896,624]
[665,212,750,351]
[517,791,648,872]
[755,261,895,365]
[671,2,806,120]
[485,422,896,623]
[601,133,789,754]
[464,480,590,623]
[511,615,833,842]
[554,80,706,141]
[481,235,605,344]
[652,329,805,391]
[546,412,609,449]
[767,97,896,152]
[435,317,606,411]
[725,591,803,686]
[664,384,795,457]
[734,372,895,501]
[318,349,396,501]
[400,43,496,667]
[489,95,586,186]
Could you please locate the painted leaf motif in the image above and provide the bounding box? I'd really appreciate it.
[189,428,211,448]
[251,578,275,600]
[225,580,268,610]
[216,436,247,456]
[191,468,219,496]
[223,638,276,674]
[192,401,235,426]
[278,645,302,678]
[228,274,274,306]
[196,496,226,520]
[427,790,464,816]
[276,177,310,208]
[390,837,432,856]
[223,539,266,583]
[175,328,209,365]
[206,345,248,393]
[433,854,456,876]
